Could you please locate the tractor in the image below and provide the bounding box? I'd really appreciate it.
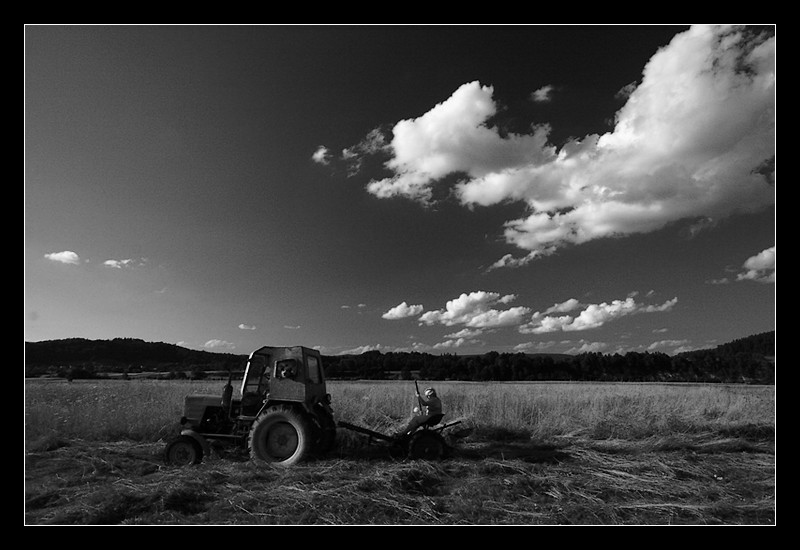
[163,345,336,467]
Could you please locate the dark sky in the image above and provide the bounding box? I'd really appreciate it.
[25,25,775,356]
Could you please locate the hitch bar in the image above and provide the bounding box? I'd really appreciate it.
[337,421,396,442]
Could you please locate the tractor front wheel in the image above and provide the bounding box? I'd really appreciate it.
[248,406,312,467]
[164,435,203,466]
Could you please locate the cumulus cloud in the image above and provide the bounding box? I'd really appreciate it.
[340,344,384,355]
[647,339,691,351]
[445,328,485,339]
[519,296,678,334]
[311,146,332,165]
[204,339,236,351]
[514,340,560,353]
[103,258,146,269]
[736,246,775,283]
[360,26,774,264]
[382,301,424,320]
[238,324,257,330]
[419,291,531,328]
[44,251,81,265]
[706,245,775,284]
[433,336,480,349]
[544,298,582,314]
[365,81,553,203]
[530,84,556,103]
[386,290,676,337]
[566,340,609,354]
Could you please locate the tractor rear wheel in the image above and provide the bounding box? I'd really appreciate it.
[248,406,312,467]
[164,435,203,466]
[408,430,445,460]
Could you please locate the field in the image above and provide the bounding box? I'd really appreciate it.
[24,379,775,525]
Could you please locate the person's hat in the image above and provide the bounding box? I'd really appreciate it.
[425,387,436,395]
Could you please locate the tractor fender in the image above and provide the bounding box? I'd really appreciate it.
[180,429,211,457]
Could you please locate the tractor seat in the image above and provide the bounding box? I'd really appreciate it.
[421,413,445,429]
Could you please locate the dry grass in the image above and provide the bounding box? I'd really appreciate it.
[24,379,775,525]
[25,379,774,445]
[25,433,774,525]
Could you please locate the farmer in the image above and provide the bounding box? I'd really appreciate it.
[398,387,443,436]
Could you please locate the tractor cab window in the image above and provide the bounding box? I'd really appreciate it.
[275,359,298,380]
[242,354,270,395]
[307,355,321,384]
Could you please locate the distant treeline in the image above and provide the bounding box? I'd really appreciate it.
[25,331,774,384]
[323,331,775,384]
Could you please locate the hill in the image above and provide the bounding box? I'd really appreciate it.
[24,338,244,378]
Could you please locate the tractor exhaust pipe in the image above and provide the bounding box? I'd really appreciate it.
[221,367,234,418]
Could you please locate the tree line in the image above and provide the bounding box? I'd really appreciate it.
[25,331,774,384]
[323,331,775,384]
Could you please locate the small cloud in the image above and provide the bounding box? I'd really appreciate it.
[341,127,391,176]
[238,324,257,330]
[514,340,559,353]
[311,145,332,165]
[736,246,775,283]
[544,298,582,314]
[433,337,480,349]
[565,340,608,354]
[498,294,518,304]
[647,339,691,352]
[486,249,555,271]
[639,297,678,313]
[684,217,718,239]
[339,344,383,355]
[530,84,556,103]
[204,339,236,351]
[444,328,484,339]
[382,301,424,320]
[283,325,301,330]
[102,258,146,269]
[44,251,81,265]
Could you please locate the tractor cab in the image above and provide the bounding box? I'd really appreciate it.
[241,346,328,410]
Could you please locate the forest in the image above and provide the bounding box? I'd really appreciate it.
[25,331,774,384]
[324,331,774,384]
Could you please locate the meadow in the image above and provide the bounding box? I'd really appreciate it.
[25,378,774,444]
[24,379,775,525]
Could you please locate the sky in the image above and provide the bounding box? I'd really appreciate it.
[25,25,775,357]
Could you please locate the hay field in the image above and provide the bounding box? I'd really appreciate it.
[24,379,775,525]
